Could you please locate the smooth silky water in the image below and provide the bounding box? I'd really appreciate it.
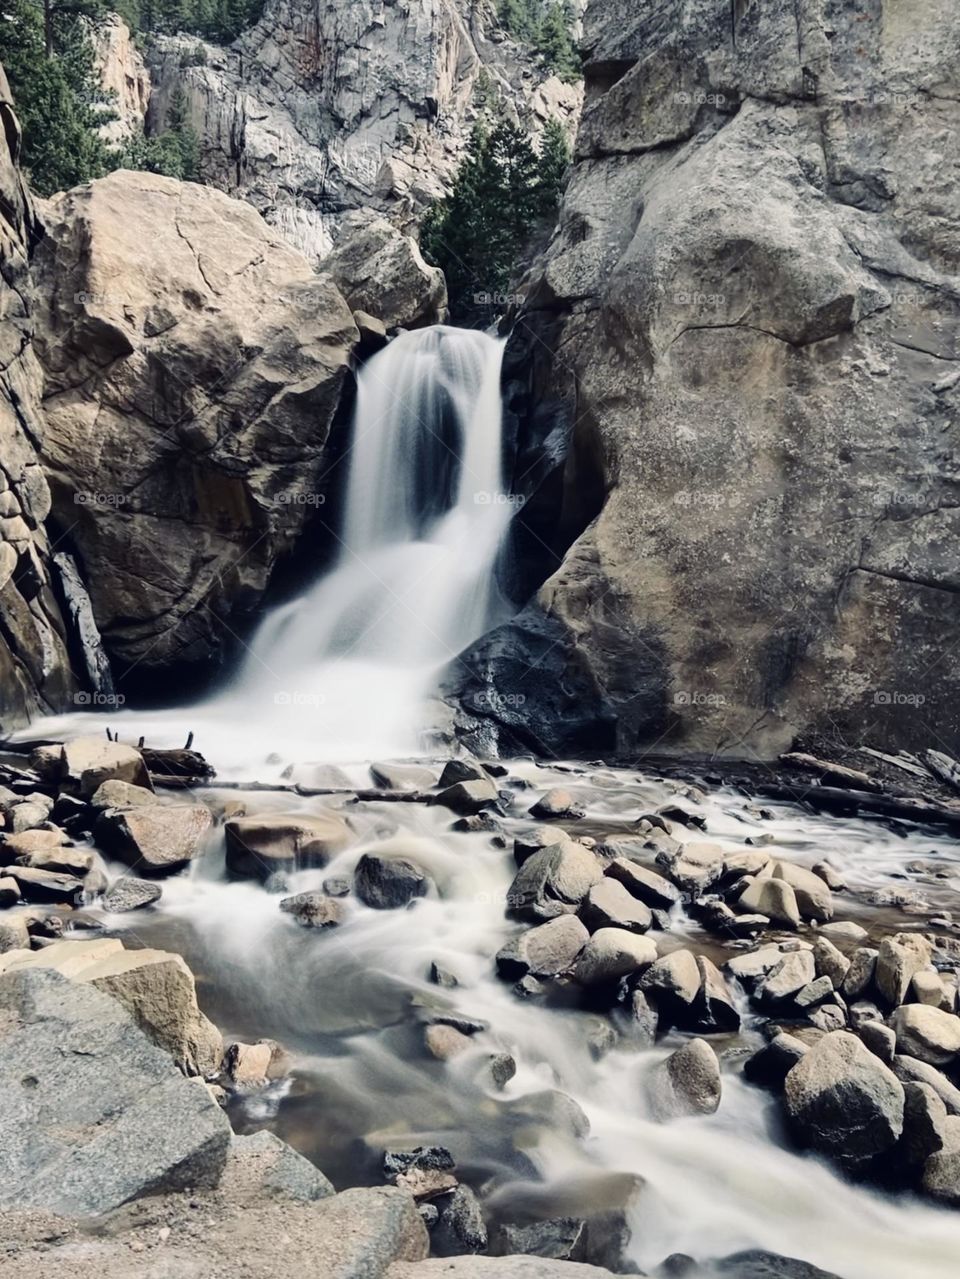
[25,327,960,1277]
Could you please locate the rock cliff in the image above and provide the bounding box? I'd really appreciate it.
[144,0,581,261]
[0,67,103,731]
[30,170,358,686]
[466,0,960,761]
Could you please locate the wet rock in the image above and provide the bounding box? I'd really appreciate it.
[529,789,585,820]
[573,928,657,985]
[629,989,659,1046]
[222,1129,334,1202]
[435,779,500,815]
[488,1217,587,1262]
[604,858,680,910]
[840,947,878,1001]
[875,932,932,1007]
[900,1081,950,1169]
[808,1004,847,1033]
[744,1032,808,1089]
[819,921,868,944]
[514,827,574,867]
[384,1145,455,1181]
[737,877,801,929]
[812,937,850,988]
[323,875,352,897]
[771,862,833,922]
[356,854,431,910]
[425,1023,472,1061]
[432,1184,488,1256]
[721,849,772,879]
[96,802,213,875]
[438,759,491,788]
[757,950,817,1006]
[0,876,21,907]
[655,841,724,894]
[89,779,156,810]
[279,891,345,928]
[14,845,95,878]
[222,1038,289,1086]
[0,913,32,951]
[639,949,700,1014]
[504,1090,591,1141]
[496,915,589,981]
[921,1117,960,1206]
[8,866,83,905]
[647,1038,722,1120]
[0,827,65,862]
[6,800,53,835]
[0,967,230,1213]
[783,1031,904,1174]
[889,1004,960,1066]
[395,1165,459,1200]
[224,812,351,881]
[579,878,653,934]
[585,1018,619,1061]
[507,843,603,922]
[859,1021,896,1066]
[487,1052,517,1090]
[658,803,705,830]
[60,737,152,799]
[812,862,846,892]
[48,794,94,837]
[370,761,437,791]
[429,961,459,989]
[102,877,162,913]
[725,945,784,990]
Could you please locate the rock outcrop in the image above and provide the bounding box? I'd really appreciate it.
[474,0,960,759]
[30,169,358,684]
[144,0,581,262]
[93,14,152,143]
[0,67,104,731]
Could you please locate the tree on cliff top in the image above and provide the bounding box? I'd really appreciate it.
[420,117,570,326]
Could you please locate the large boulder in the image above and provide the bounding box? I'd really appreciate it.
[224,812,352,881]
[59,737,152,798]
[507,842,603,922]
[783,1030,905,1174]
[0,938,222,1076]
[646,1038,722,1120]
[323,215,446,330]
[30,170,357,684]
[486,1,960,758]
[95,800,212,875]
[0,966,230,1214]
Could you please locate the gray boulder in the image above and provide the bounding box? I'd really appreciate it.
[431,1184,488,1257]
[96,802,212,875]
[355,854,431,909]
[102,877,162,912]
[578,878,652,934]
[220,1130,334,1202]
[224,812,351,881]
[507,843,603,922]
[0,967,230,1214]
[647,1038,722,1121]
[496,915,590,982]
[783,1031,904,1173]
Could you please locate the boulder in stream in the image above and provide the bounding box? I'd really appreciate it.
[59,737,153,799]
[355,853,431,909]
[496,915,590,981]
[783,1030,904,1174]
[224,812,351,881]
[507,843,603,922]
[647,1038,722,1121]
[96,802,213,875]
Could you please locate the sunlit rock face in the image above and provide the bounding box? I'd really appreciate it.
[144,0,581,262]
[493,0,960,760]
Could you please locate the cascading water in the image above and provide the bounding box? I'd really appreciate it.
[222,325,514,761]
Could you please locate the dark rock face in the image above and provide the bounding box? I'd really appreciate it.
[354,853,431,909]
[502,0,960,759]
[0,66,103,730]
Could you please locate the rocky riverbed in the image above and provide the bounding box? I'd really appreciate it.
[2,734,960,1277]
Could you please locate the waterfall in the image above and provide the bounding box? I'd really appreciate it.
[229,325,514,760]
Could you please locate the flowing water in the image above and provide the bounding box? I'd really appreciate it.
[23,326,960,1276]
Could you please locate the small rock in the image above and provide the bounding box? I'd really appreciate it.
[793,976,835,1010]
[425,1023,471,1061]
[529,788,584,820]
[431,1184,487,1256]
[370,762,436,791]
[102,878,162,913]
[859,1020,896,1066]
[889,1004,960,1066]
[629,989,659,1046]
[875,932,932,1006]
[496,915,589,981]
[573,928,657,985]
[9,866,83,905]
[487,1052,516,1090]
[911,969,946,1007]
[222,1039,288,1086]
[757,950,817,1006]
[435,779,499,815]
[429,961,459,989]
[812,861,846,891]
[656,841,724,893]
[725,945,783,989]
[437,759,489,788]
[323,875,351,897]
[819,921,868,943]
[279,892,345,928]
[744,1033,808,1088]
[901,1081,950,1169]
[647,1038,721,1120]
[604,858,680,909]
[0,876,21,907]
[355,854,431,909]
[841,947,878,1001]
[812,937,850,987]
[921,1117,960,1206]
[579,878,653,934]
[737,877,801,929]
[772,861,833,922]
[512,826,571,867]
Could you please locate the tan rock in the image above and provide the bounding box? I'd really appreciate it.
[60,737,152,799]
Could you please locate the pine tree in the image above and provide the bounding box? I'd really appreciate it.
[536,117,570,214]
[536,3,582,83]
